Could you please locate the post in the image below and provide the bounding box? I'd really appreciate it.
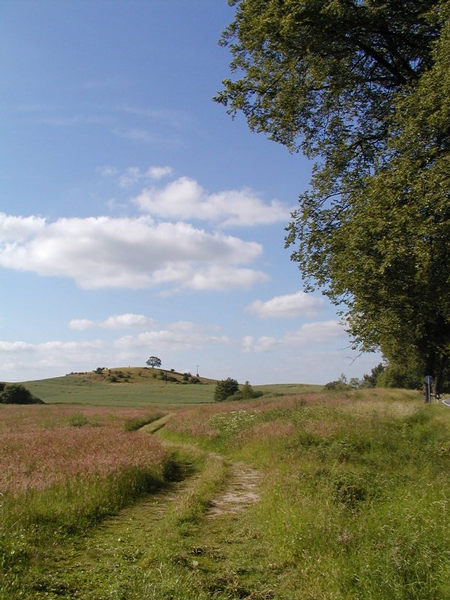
[424,375,433,403]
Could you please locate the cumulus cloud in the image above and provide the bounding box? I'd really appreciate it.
[0,213,265,291]
[0,320,230,381]
[0,213,45,242]
[69,314,155,330]
[115,321,230,352]
[119,166,173,188]
[97,165,173,187]
[241,335,278,353]
[133,176,290,227]
[247,291,324,319]
[69,319,95,331]
[283,320,346,345]
[241,320,346,354]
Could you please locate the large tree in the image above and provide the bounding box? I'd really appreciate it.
[216,0,449,391]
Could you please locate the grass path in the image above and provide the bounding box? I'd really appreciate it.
[20,426,276,600]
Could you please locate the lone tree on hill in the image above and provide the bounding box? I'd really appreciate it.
[216,0,449,393]
[146,356,162,369]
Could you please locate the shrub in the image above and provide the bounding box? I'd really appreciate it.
[230,381,263,401]
[68,413,92,427]
[214,378,239,402]
[0,384,43,404]
[325,374,351,391]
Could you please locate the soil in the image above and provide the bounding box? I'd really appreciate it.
[207,462,261,517]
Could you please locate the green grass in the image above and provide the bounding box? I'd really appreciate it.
[1,388,448,599]
[19,369,323,406]
[21,370,217,406]
[253,382,323,396]
[157,390,450,599]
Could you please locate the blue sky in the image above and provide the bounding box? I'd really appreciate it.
[1,0,380,384]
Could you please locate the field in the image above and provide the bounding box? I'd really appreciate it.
[1,382,449,599]
[20,368,322,406]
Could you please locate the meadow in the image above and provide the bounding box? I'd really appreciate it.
[20,367,321,406]
[0,384,448,599]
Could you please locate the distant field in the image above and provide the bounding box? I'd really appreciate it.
[254,382,322,396]
[20,368,323,406]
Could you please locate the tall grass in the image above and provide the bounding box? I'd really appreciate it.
[0,404,173,596]
[161,390,450,599]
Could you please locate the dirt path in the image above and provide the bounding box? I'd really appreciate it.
[207,461,261,517]
[24,427,266,599]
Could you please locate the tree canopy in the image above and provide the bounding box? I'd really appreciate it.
[146,356,162,369]
[216,0,449,391]
[214,377,239,402]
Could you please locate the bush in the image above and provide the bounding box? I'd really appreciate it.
[230,381,263,401]
[325,374,351,391]
[68,413,91,427]
[214,378,239,402]
[0,384,43,404]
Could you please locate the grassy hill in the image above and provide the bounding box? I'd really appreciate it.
[20,367,322,406]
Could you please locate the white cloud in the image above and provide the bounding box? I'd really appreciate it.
[0,213,45,242]
[69,319,95,331]
[118,165,173,188]
[247,291,324,319]
[241,320,346,355]
[102,314,155,329]
[284,320,346,345]
[147,166,173,180]
[0,320,230,381]
[0,338,107,381]
[0,214,265,291]
[241,335,278,353]
[69,314,155,330]
[187,266,269,291]
[115,321,230,352]
[133,176,290,227]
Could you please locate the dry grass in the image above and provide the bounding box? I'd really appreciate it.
[0,404,166,495]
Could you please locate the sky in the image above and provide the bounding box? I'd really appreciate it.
[0,0,381,384]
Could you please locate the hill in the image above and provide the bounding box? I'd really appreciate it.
[20,367,323,406]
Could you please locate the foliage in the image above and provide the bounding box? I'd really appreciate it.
[324,374,351,391]
[0,383,43,404]
[146,355,162,369]
[230,381,263,400]
[217,0,450,390]
[214,377,239,402]
[161,390,449,599]
[360,362,386,388]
